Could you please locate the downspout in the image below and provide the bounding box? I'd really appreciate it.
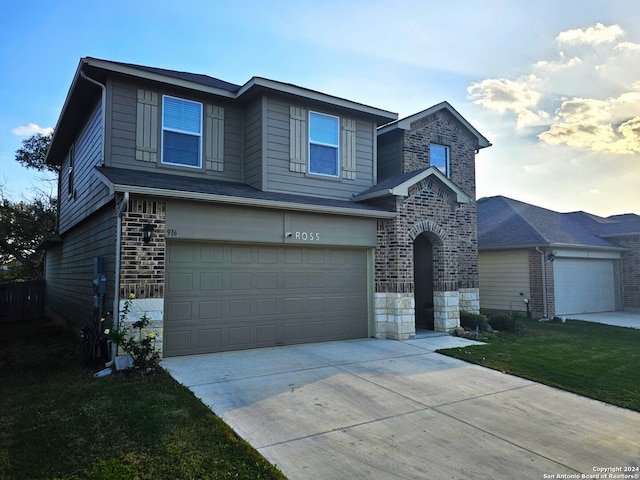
[79,70,106,165]
[536,247,548,318]
[105,191,129,367]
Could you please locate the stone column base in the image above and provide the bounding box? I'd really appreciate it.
[374,292,415,340]
[459,287,480,314]
[118,297,165,357]
[433,291,460,332]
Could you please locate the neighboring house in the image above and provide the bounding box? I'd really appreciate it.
[477,196,640,318]
[44,57,490,357]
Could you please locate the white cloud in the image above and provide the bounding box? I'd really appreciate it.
[11,123,53,136]
[534,53,582,73]
[556,23,624,46]
[467,75,550,130]
[470,23,640,154]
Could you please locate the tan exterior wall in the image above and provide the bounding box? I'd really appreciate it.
[479,250,530,314]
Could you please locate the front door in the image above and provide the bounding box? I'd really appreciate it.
[413,234,434,330]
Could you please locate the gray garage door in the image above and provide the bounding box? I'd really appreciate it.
[164,242,369,356]
[554,258,616,315]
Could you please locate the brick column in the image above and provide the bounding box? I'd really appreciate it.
[119,197,166,356]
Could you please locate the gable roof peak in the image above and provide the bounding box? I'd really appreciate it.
[377,101,491,149]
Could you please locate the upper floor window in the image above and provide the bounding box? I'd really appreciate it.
[309,112,339,177]
[162,95,202,168]
[430,144,449,177]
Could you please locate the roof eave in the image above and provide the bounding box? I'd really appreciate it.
[83,57,237,99]
[95,173,396,219]
[238,77,398,125]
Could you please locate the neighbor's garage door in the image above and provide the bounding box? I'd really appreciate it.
[163,242,369,356]
[554,258,616,315]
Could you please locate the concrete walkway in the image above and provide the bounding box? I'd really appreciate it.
[162,335,640,480]
[570,309,640,329]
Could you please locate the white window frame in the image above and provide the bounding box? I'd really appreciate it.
[308,111,340,177]
[161,95,203,169]
[430,144,450,177]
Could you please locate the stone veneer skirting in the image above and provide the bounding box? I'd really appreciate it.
[375,291,467,337]
[118,297,165,356]
[374,292,415,339]
[459,287,480,314]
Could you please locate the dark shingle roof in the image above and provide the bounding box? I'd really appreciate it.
[477,196,637,249]
[355,168,428,198]
[104,59,242,92]
[96,166,393,215]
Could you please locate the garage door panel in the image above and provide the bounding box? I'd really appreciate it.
[229,299,251,317]
[554,258,616,315]
[197,328,221,349]
[200,273,222,290]
[166,301,192,321]
[167,272,194,291]
[257,273,278,289]
[201,245,223,263]
[229,326,252,346]
[199,301,221,319]
[164,242,369,356]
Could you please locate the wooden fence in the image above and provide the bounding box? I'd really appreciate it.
[0,280,45,322]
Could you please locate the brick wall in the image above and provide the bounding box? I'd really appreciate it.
[118,196,167,355]
[374,109,481,334]
[119,197,166,299]
[617,235,640,308]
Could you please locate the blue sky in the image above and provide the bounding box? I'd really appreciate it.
[1,0,639,216]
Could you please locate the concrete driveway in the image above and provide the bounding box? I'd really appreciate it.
[162,335,640,480]
[570,309,640,329]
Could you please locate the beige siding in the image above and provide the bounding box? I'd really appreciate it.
[244,99,263,189]
[45,206,116,331]
[265,97,375,200]
[479,250,530,312]
[58,100,111,234]
[108,80,243,183]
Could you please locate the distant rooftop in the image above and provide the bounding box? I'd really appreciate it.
[477,196,640,249]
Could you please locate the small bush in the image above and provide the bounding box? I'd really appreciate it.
[460,310,489,332]
[488,313,513,331]
[488,312,526,334]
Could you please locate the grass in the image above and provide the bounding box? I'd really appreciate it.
[438,318,640,412]
[0,319,286,480]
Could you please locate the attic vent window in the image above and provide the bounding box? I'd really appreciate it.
[430,144,449,177]
[309,111,339,177]
[162,95,202,168]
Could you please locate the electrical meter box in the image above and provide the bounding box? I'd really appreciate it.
[93,274,107,295]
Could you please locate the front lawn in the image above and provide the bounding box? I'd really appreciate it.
[0,319,286,480]
[438,318,640,412]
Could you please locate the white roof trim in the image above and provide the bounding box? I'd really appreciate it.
[355,167,471,203]
[378,101,491,149]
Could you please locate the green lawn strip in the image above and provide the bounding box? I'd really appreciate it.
[438,319,640,412]
[0,320,286,480]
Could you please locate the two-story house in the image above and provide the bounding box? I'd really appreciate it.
[44,57,490,357]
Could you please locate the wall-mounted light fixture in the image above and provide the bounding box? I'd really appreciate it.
[142,223,156,244]
[546,253,555,263]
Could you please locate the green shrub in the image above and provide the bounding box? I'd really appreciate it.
[488,312,526,334]
[460,310,489,332]
[487,313,513,331]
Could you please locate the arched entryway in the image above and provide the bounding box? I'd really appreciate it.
[414,233,435,330]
